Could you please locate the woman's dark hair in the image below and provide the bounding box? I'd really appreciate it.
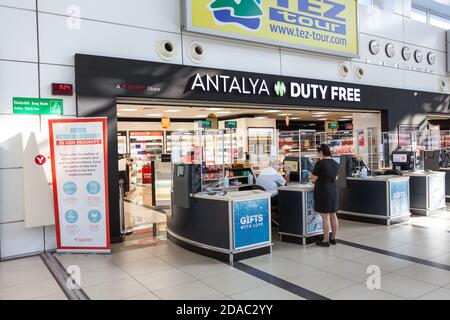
[317,144,332,157]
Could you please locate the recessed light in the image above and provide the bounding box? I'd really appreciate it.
[264,110,282,113]
[208,108,223,111]
[119,108,138,112]
[165,109,181,113]
[279,113,293,116]
[254,116,268,120]
[146,114,162,117]
[195,115,208,118]
[291,117,300,120]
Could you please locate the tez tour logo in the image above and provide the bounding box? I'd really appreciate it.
[209,0,263,31]
[274,81,286,97]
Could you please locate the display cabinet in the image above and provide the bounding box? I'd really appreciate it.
[117,131,128,156]
[248,127,277,172]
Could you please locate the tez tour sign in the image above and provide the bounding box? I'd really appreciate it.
[185,0,359,58]
[49,118,110,253]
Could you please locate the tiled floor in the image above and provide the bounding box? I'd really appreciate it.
[0,256,67,300]
[2,212,450,300]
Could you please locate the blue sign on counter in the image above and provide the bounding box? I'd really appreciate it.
[233,198,270,250]
[390,179,409,217]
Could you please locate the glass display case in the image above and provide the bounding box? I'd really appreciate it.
[440,130,450,168]
[380,131,423,171]
[166,131,194,154]
[153,158,172,207]
[317,130,356,155]
[279,131,299,159]
[248,127,278,173]
[298,130,318,183]
[171,130,227,194]
[117,131,128,156]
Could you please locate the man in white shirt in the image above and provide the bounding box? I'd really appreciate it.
[256,164,286,200]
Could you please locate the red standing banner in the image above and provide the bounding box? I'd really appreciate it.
[49,118,111,253]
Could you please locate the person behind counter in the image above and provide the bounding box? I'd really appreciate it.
[310,144,340,247]
[255,162,286,206]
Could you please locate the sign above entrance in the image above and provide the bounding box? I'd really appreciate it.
[190,73,361,103]
[184,0,359,58]
[13,97,63,115]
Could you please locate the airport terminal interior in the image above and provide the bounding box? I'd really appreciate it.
[1,0,450,302]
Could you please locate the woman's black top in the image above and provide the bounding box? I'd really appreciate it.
[312,159,339,214]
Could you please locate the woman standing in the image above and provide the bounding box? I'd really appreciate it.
[310,144,340,247]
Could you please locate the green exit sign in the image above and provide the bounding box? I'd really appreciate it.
[225,121,237,129]
[13,97,63,115]
[199,120,212,129]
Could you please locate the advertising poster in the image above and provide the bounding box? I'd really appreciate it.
[49,118,110,253]
[185,0,359,58]
[389,179,409,217]
[306,191,323,235]
[233,198,270,250]
[429,174,445,210]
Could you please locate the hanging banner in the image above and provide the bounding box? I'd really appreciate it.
[184,0,359,58]
[49,118,110,253]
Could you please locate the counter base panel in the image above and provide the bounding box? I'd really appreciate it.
[441,169,450,200]
[338,211,410,226]
[279,233,326,246]
[168,230,271,263]
[410,206,446,216]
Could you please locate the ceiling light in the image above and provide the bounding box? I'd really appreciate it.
[119,108,138,112]
[216,111,232,115]
[165,109,181,113]
[117,113,122,116]
[279,113,293,116]
[291,117,301,120]
[254,116,268,119]
[146,114,162,117]
[264,110,282,113]
[195,115,208,118]
[208,108,223,111]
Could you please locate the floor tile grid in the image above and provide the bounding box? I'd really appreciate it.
[326,243,450,299]
[249,239,450,300]
[0,256,67,300]
[105,247,234,300]
[389,263,450,292]
[240,248,360,299]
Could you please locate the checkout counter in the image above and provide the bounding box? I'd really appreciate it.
[391,150,446,215]
[278,183,323,245]
[168,163,272,263]
[339,175,411,225]
[439,149,450,201]
[278,155,412,243]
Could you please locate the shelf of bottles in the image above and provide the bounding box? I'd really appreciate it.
[129,131,164,185]
[166,131,194,155]
[279,130,300,159]
[118,131,128,156]
[248,128,277,172]
[299,130,318,182]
